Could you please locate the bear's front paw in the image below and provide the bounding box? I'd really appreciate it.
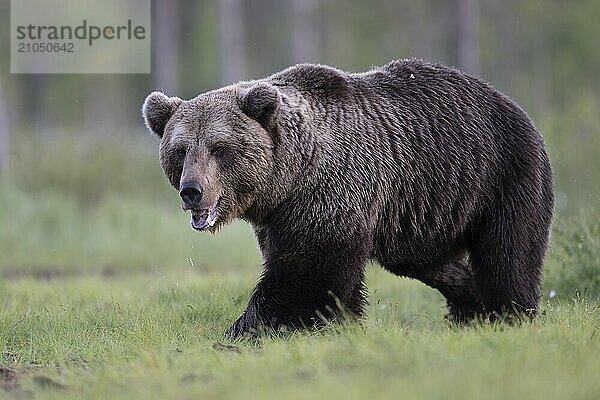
[225,301,272,340]
[225,313,260,341]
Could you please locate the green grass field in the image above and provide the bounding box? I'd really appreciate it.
[0,269,599,400]
[1,136,599,399]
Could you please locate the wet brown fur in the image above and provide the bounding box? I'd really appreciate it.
[142,59,555,339]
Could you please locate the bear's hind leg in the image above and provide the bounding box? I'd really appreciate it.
[345,271,368,318]
[469,196,550,320]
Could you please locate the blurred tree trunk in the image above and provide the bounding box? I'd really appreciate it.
[22,75,47,133]
[0,77,9,174]
[456,0,479,75]
[487,0,515,88]
[219,0,245,84]
[320,1,349,68]
[290,0,319,64]
[154,0,180,93]
[531,31,550,117]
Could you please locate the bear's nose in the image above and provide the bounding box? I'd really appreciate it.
[179,182,203,209]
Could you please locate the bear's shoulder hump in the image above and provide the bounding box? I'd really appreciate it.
[270,63,350,97]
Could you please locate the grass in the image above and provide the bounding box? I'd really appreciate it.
[0,269,598,400]
[0,182,261,276]
[1,133,599,399]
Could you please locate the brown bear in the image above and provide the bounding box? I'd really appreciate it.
[142,59,554,339]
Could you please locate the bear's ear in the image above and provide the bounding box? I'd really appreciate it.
[142,91,182,139]
[238,83,280,129]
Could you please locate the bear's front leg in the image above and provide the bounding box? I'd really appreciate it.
[225,241,370,340]
[225,299,264,339]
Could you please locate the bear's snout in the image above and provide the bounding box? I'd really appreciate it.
[180,181,203,210]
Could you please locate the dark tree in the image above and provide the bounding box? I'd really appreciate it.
[456,0,479,75]
[219,0,245,84]
[290,0,320,64]
[0,77,9,174]
[154,0,181,92]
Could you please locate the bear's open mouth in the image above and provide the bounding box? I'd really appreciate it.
[190,197,220,231]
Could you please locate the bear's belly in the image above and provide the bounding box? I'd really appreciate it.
[370,223,468,279]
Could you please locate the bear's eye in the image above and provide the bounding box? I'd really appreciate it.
[176,148,186,158]
[211,145,226,157]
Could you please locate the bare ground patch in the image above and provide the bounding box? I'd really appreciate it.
[0,365,20,392]
[1,266,119,281]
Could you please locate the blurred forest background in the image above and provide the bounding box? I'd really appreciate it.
[0,0,598,296]
[0,0,598,211]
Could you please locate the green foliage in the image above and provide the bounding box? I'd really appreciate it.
[539,91,600,213]
[544,211,600,300]
[0,133,257,275]
[0,180,260,275]
[9,133,167,202]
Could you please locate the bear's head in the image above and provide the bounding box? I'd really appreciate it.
[142,83,280,232]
